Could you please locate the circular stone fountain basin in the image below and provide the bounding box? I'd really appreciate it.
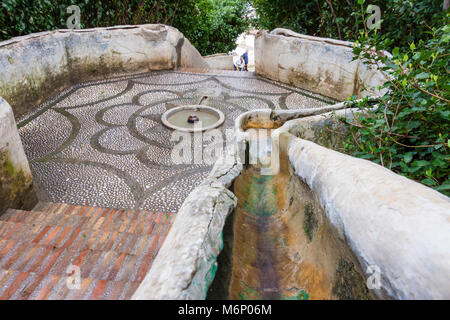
[161,105,225,132]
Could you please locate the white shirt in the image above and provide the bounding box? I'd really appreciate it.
[236,59,244,68]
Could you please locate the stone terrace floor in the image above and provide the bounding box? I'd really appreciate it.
[17,70,335,213]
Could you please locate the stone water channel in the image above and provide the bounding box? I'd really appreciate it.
[208,126,373,300]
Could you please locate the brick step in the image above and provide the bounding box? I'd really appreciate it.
[0,204,173,237]
[0,216,173,258]
[0,202,176,300]
[0,233,162,286]
[0,216,173,264]
[0,208,175,245]
[32,201,53,211]
[0,268,140,300]
[1,201,64,220]
[0,208,22,221]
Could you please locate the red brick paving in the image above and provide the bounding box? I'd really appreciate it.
[0,202,175,300]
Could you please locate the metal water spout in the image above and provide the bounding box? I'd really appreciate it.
[198,96,208,105]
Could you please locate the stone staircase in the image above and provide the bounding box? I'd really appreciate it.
[0,202,175,300]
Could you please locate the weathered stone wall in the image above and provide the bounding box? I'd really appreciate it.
[254,28,386,101]
[0,24,209,119]
[287,131,450,299]
[0,98,36,215]
[203,53,234,70]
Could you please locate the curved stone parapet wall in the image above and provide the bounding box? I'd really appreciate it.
[234,106,450,299]
[0,24,209,119]
[287,132,450,299]
[254,28,387,101]
[203,53,234,70]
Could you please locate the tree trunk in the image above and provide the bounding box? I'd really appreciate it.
[444,0,450,11]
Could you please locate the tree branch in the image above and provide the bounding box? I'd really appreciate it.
[325,0,342,39]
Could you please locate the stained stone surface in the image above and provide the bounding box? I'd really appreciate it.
[18,70,335,212]
[0,98,36,214]
[255,28,387,101]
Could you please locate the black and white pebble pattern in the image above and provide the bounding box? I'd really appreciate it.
[17,70,335,212]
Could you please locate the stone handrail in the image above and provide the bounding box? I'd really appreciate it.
[285,121,450,299]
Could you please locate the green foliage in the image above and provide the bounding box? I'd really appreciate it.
[180,0,251,56]
[303,203,317,242]
[0,0,250,55]
[251,0,326,37]
[341,8,449,196]
[251,0,446,50]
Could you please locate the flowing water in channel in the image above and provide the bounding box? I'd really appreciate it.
[208,128,373,300]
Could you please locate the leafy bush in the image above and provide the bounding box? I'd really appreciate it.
[178,0,251,56]
[251,0,358,40]
[0,0,250,55]
[251,0,446,50]
[340,2,449,195]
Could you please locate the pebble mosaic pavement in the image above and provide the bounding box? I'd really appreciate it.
[17,70,335,212]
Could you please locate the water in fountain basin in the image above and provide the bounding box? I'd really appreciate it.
[167,109,219,129]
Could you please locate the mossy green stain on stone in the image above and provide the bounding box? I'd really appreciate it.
[0,150,37,215]
[243,175,278,217]
[281,289,310,300]
[332,258,371,300]
[218,232,224,251]
[204,261,219,297]
[238,281,261,300]
[303,203,318,242]
[4,154,15,176]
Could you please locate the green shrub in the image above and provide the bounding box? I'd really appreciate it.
[251,0,446,51]
[0,0,250,55]
[340,2,449,196]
